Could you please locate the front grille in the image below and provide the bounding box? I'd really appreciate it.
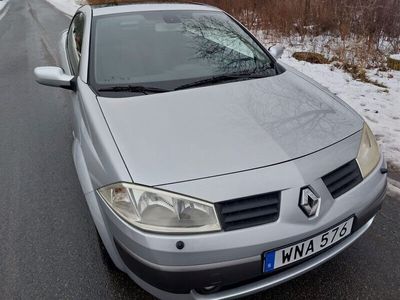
[217,192,280,231]
[322,160,363,199]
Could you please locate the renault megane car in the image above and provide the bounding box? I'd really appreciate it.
[34,3,387,299]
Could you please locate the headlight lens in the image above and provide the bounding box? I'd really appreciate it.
[97,183,221,233]
[356,123,380,178]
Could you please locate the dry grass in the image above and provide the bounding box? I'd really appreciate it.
[333,62,387,88]
[387,57,400,71]
[292,52,328,64]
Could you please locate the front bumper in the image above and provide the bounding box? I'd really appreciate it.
[118,216,377,300]
[96,153,387,299]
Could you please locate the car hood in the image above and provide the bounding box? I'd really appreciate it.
[98,70,363,186]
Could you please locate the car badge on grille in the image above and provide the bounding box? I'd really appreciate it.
[299,186,321,217]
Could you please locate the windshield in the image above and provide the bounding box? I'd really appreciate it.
[91,10,278,95]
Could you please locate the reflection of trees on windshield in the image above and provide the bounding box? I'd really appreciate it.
[244,81,355,154]
[93,12,278,88]
[180,16,274,75]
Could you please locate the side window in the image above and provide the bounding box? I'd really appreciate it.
[67,13,85,75]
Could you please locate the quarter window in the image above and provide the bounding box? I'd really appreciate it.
[67,13,85,75]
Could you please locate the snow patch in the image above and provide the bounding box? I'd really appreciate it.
[46,0,79,17]
[0,0,9,20]
[0,0,8,11]
[258,32,397,68]
[388,178,400,199]
[390,54,400,61]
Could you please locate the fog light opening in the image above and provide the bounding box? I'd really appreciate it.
[197,285,221,294]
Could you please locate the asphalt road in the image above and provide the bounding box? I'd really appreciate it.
[0,0,399,299]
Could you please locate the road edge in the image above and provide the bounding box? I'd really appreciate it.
[0,0,10,21]
[46,0,78,18]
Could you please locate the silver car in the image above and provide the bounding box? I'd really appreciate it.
[34,3,387,299]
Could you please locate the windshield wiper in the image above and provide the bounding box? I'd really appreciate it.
[98,85,171,94]
[174,72,268,91]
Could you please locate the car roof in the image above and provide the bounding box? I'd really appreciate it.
[91,2,221,17]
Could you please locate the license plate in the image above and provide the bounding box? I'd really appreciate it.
[263,217,354,273]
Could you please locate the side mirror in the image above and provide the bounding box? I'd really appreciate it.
[34,66,75,90]
[268,45,285,59]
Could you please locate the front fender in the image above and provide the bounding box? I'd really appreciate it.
[73,138,125,270]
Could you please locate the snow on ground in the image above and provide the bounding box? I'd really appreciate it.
[46,0,79,17]
[390,54,400,60]
[258,32,396,68]
[0,0,8,11]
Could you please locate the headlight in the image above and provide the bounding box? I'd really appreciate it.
[356,123,380,178]
[97,183,221,233]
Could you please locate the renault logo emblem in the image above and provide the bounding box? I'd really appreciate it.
[299,186,320,217]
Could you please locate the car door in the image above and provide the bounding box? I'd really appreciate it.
[66,11,117,194]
